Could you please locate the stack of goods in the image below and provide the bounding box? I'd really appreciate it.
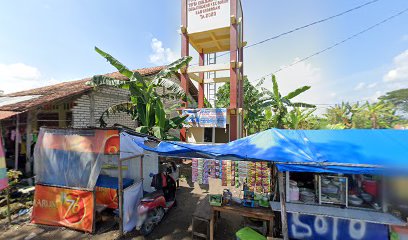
[209,160,216,178]
[231,161,236,186]
[247,162,271,193]
[247,162,256,192]
[202,159,210,184]
[191,159,272,193]
[192,158,198,182]
[222,160,232,186]
[215,160,222,179]
[192,158,208,184]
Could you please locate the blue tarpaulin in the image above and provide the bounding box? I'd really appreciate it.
[136,129,408,175]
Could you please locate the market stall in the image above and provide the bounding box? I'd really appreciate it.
[136,128,408,240]
[31,127,156,235]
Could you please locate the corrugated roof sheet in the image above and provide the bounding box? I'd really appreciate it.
[0,95,42,107]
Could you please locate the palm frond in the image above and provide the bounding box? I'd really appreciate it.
[285,86,311,100]
[95,47,133,78]
[271,75,280,99]
[292,102,316,108]
[255,77,265,88]
[155,56,192,80]
[98,102,135,127]
[95,47,145,84]
[87,75,129,88]
[152,57,192,98]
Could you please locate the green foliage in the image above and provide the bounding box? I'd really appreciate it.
[379,88,408,115]
[7,170,22,187]
[216,77,267,134]
[87,47,191,140]
[262,75,315,129]
[325,102,362,129]
[325,101,400,129]
[216,75,316,133]
[286,108,316,130]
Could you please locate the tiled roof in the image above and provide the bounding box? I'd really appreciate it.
[0,111,19,120]
[0,66,198,113]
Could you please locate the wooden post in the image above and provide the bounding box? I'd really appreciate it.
[285,171,290,202]
[180,0,189,141]
[6,187,11,224]
[26,111,33,176]
[229,0,238,141]
[278,172,289,240]
[118,158,124,237]
[210,209,215,240]
[140,156,144,182]
[382,176,388,212]
[14,114,19,170]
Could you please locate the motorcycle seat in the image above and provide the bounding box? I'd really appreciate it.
[141,190,164,201]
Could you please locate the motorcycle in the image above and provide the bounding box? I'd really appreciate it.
[136,163,178,236]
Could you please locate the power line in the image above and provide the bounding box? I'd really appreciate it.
[250,7,408,83]
[217,0,381,58]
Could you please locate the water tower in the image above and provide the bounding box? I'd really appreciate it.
[180,0,245,143]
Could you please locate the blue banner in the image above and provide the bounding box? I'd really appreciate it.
[182,108,227,128]
[288,212,389,240]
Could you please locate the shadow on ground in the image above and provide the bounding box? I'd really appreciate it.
[0,161,244,240]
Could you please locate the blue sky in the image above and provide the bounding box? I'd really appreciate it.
[0,0,407,110]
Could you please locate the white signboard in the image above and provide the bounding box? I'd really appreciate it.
[187,0,231,34]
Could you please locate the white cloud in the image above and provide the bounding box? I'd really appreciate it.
[259,58,336,114]
[383,49,408,82]
[0,63,41,80]
[0,63,59,94]
[363,90,383,102]
[367,82,377,89]
[354,82,366,90]
[148,38,178,65]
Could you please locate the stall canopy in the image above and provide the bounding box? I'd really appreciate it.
[137,128,408,175]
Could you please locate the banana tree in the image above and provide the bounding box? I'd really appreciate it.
[215,77,268,134]
[87,47,191,140]
[262,75,315,129]
[364,101,399,129]
[325,102,363,129]
[286,107,316,129]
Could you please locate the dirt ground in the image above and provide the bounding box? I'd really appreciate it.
[0,162,246,240]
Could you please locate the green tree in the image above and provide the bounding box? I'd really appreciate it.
[87,47,190,140]
[379,88,408,115]
[216,77,267,134]
[285,107,316,129]
[262,75,315,129]
[325,101,400,129]
[325,102,363,129]
[363,101,400,129]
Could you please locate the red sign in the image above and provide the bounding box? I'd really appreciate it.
[31,185,94,232]
[96,187,118,209]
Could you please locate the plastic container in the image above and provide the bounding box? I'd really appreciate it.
[209,194,222,206]
[363,180,378,197]
[289,184,300,201]
[236,227,266,240]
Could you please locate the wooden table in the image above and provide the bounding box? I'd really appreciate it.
[210,204,274,240]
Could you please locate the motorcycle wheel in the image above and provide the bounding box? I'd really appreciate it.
[140,208,164,236]
[140,217,155,236]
